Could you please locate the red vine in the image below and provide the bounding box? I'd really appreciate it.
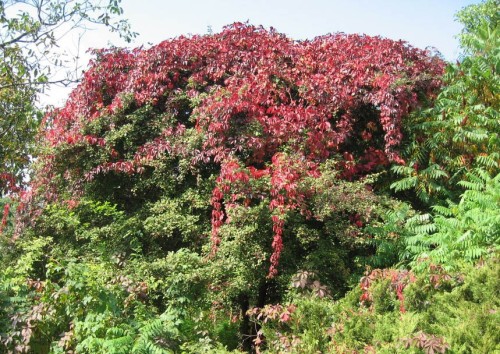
[27,23,444,275]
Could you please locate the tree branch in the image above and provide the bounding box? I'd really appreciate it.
[0,77,79,91]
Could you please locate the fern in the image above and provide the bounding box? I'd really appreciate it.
[132,307,189,354]
[101,326,135,354]
[476,154,499,169]
[133,320,173,354]
[390,175,418,193]
[405,170,500,269]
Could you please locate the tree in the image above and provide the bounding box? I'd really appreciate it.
[0,0,136,194]
[28,23,444,273]
[393,0,500,269]
[391,0,499,205]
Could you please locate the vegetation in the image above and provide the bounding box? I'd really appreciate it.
[0,0,498,353]
[0,0,136,194]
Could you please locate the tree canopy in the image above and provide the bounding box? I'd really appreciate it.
[30,23,444,275]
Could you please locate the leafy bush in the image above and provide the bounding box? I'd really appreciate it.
[251,257,499,353]
[406,170,500,269]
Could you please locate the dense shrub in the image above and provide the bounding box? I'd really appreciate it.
[251,257,499,353]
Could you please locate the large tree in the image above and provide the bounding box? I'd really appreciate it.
[27,23,444,278]
[4,25,443,351]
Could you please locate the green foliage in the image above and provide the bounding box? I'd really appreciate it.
[305,165,412,283]
[31,199,143,261]
[406,170,500,270]
[0,233,206,352]
[251,257,499,353]
[1,2,498,352]
[0,1,136,192]
[137,249,209,312]
[392,0,499,206]
[207,201,272,302]
[457,0,499,55]
[143,187,211,252]
[0,194,243,352]
[404,259,500,353]
[0,70,40,191]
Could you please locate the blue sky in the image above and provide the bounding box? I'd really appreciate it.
[117,0,482,60]
[44,0,483,106]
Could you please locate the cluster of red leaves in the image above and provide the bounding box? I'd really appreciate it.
[0,172,33,238]
[359,268,416,313]
[0,172,20,194]
[247,303,297,324]
[291,270,330,298]
[0,173,17,235]
[403,332,450,354]
[31,23,444,274]
[211,159,251,251]
[268,153,320,275]
[247,304,298,352]
[3,298,53,353]
[428,264,458,289]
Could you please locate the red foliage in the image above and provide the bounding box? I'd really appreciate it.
[0,173,20,194]
[267,153,316,276]
[30,23,444,274]
[210,159,249,252]
[359,268,416,313]
[0,203,10,234]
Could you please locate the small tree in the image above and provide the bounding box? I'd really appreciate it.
[0,0,136,194]
[392,0,499,205]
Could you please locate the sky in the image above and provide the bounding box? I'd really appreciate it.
[42,0,483,106]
